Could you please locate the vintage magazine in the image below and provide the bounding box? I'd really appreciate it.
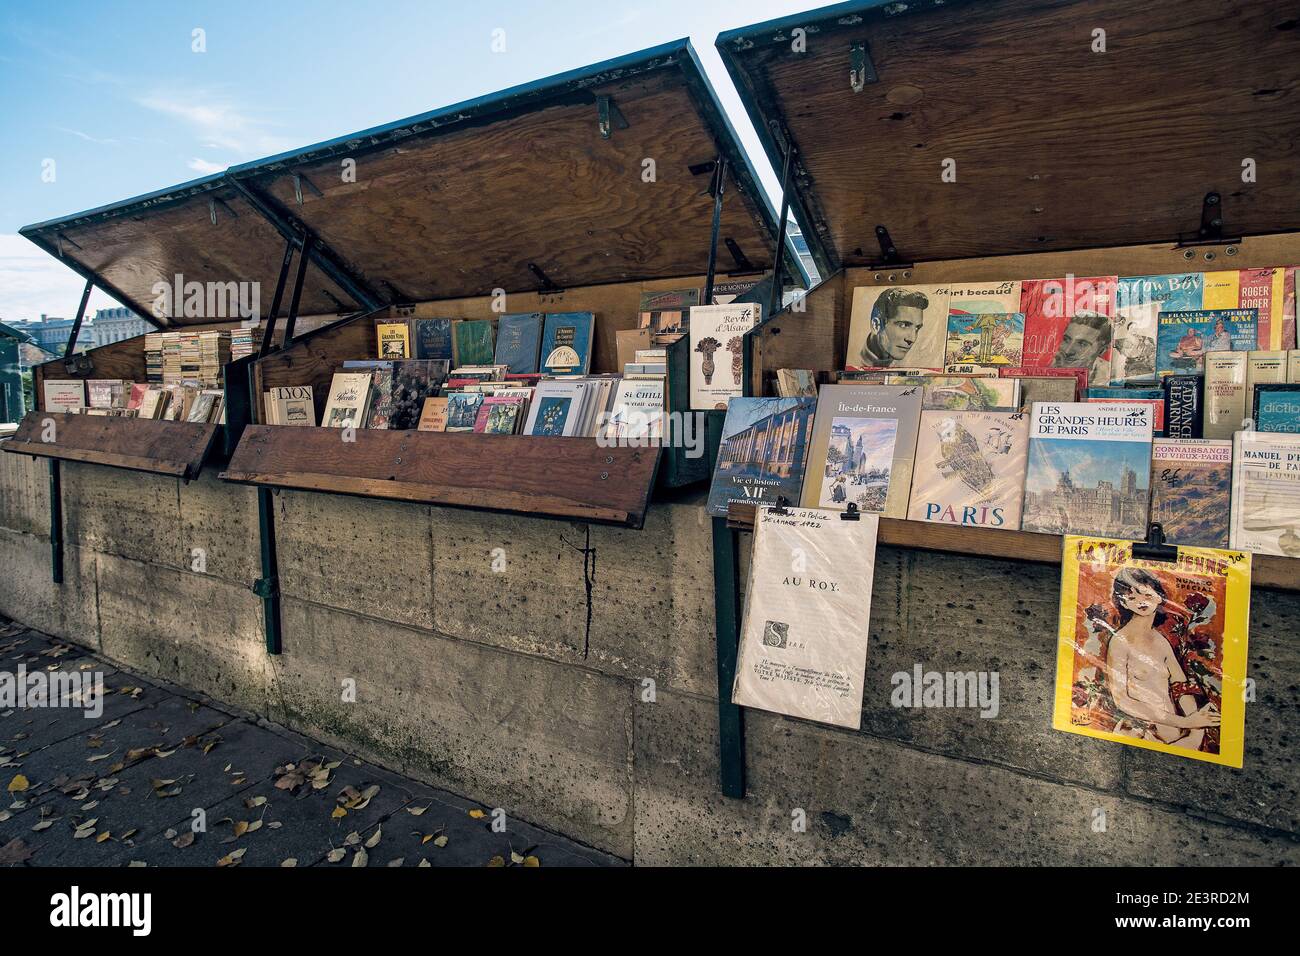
[906,410,1030,529]
[1149,438,1233,548]
[1019,275,1117,386]
[707,397,816,517]
[1053,535,1251,767]
[689,303,760,409]
[732,506,879,729]
[1229,431,1300,557]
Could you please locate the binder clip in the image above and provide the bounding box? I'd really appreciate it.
[1132,522,1178,563]
[840,502,861,521]
[769,496,792,516]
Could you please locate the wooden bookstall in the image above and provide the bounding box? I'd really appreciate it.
[219,39,799,530]
[709,0,1300,796]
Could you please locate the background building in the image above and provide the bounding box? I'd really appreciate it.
[92,306,150,346]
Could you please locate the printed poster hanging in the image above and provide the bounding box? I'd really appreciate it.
[732,506,878,729]
[1053,535,1251,767]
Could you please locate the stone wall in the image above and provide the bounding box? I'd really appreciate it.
[0,450,1296,864]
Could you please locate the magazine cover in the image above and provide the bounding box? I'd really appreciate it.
[884,374,1018,411]
[689,303,760,409]
[1019,276,1117,384]
[907,410,1030,529]
[707,397,816,518]
[1202,267,1287,349]
[732,506,879,730]
[1149,438,1233,548]
[1022,401,1154,538]
[1230,431,1300,557]
[801,384,923,517]
[1053,535,1251,767]
[944,311,1025,367]
[1155,308,1256,377]
[846,284,949,369]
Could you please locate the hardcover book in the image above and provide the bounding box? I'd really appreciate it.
[388,360,449,430]
[1202,267,1287,349]
[731,506,879,730]
[322,372,373,429]
[707,397,816,518]
[1021,401,1154,538]
[1230,431,1300,556]
[906,410,1030,529]
[452,319,496,367]
[776,369,818,398]
[689,303,760,409]
[42,380,85,413]
[493,313,544,374]
[376,322,410,359]
[1253,383,1300,433]
[539,312,595,376]
[800,384,923,517]
[417,396,449,432]
[523,380,590,436]
[1204,351,1248,440]
[1018,275,1117,384]
[1155,308,1256,377]
[410,318,454,361]
[943,311,1024,367]
[846,284,949,370]
[1162,374,1203,439]
[1149,438,1233,548]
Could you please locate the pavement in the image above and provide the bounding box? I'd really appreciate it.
[0,618,625,868]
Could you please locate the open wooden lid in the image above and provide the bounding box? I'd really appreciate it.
[718,0,1300,276]
[22,40,791,325]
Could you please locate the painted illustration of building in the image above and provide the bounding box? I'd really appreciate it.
[1024,464,1147,535]
[716,403,811,479]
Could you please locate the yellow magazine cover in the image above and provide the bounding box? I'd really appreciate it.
[376,322,410,359]
[1053,535,1251,767]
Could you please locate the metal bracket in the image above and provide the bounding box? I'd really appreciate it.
[208,197,239,225]
[528,262,562,294]
[292,172,324,206]
[252,576,280,600]
[725,238,755,272]
[849,40,879,93]
[55,232,83,256]
[63,353,94,376]
[868,225,913,270]
[1177,191,1241,247]
[596,95,629,139]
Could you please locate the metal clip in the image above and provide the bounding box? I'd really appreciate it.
[840,502,861,521]
[769,495,792,515]
[1131,523,1178,563]
[849,41,878,93]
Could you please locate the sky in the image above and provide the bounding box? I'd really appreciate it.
[0,0,819,322]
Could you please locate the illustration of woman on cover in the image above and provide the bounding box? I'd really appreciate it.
[1080,568,1221,751]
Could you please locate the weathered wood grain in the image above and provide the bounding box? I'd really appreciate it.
[3,411,218,479]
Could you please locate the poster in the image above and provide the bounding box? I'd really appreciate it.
[1053,535,1251,767]
[732,506,879,729]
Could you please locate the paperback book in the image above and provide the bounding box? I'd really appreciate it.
[1021,401,1154,538]
[493,313,543,374]
[376,322,410,359]
[539,312,595,376]
[707,397,816,518]
[846,284,949,370]
[453,319,496,367]
[689,303,760,409]
[800,384,923,517]
[1204,351,1248,440]
[906,410,1030,529]
[445,392,485,432]
[1162,374,1203,439]
[1202,267,1287,349]
[322,372,373,428]
[417,397,449,432]
[389,360,450,430]
[1149,438,1233,548]
[410,318,454,361]
[1253,383,1300,433]
[43,380,85,413]
[1230,431,1300,557]
[1155,308,1256,377]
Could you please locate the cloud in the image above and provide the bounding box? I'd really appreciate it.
[0,234,123,323]
[136,88,292,157]
[53,126,119,146]
[187,157,227,175]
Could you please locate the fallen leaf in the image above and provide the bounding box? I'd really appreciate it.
[468,809,486,820]
[386,858,404,867]
[127,861,146,867]
[330,806,347,819]
[96,832,111,843]
[523,856,540,867]
[344,831,361,846]
[281,858,297,867]
[216,847,246,867]
[245,796,267,809]
[364,827,382,849]
[0,838,33,864]
[511,851,524,864]
[486,855,506,867]
[246,820,263,834]
[326,848,346,863]
[433,835,448,848]
[232,821,249,839]
[172,831,195,849]
[121,829,138,841]
[6,774,28,793]
[405,805,429,816]
[30,819,56,832]
[352,847,368,868]
[418,859,431,868]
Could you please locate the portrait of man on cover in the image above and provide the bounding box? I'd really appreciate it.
[859,288,929,367]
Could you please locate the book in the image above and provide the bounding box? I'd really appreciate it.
[944,311,1025,367]
[523,381,590,436]
[127,383,149,411]
[800,383,923,517]
[1019,276,1117,385]
[1162,374,1203,439]
[1246,349,1287,413]
[1053,534,1251,767]
[1011,375,1078,412]
[1155,308,1256,377]
[638,288,699,342]
[264,385,316,426]
[906,410,1030,529]
[946,280,1021,317]
[604,378,665,441]
[322,372,373,428]
[1149,438,1233,547]
[775,369,818,398]
[185,389,218,423]
[42,380,85,413]
[1289,348,1300,382]
[1021,401,1154,538]
[363,365,397,428]
[710,278,761,305]
[1109,302,1161,385]
[389,360,449,430]
[1085,387,1166,434]
[689,303,761,409]
[1253,383,1300,433]
[376,322,410,359]
[707,397,817,518]
[1202,267,1287,349]
[87,379,127,409]
[846,284,949,369]
[453,319,497,367]
[473,396,526,434]
[1203,351,1248,440]
[615,328,653,371]
[417,397,449,432]
[445,392,485,432]
[942,363,999,377]
[410,318,454,361]
[731,506,879,730]
[1117,273,1204,314]
[539,312,595,376]
[138,387,168,420]
[885,374,1019,411]
[1230,431,1300,556]
[493,313,543,374]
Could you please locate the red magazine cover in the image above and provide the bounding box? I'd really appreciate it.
[1019,276,1117,385]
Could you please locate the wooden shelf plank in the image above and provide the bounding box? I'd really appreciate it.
[220,425,662,528]
[725,502,1300,593]
[2,411,218,479]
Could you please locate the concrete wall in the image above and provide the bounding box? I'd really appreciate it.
[0,449,1296,864]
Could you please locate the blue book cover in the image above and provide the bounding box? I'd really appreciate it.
[1155,308,1256,377]
[411,318,453,361]
[539,312,595,375]
[1254,384,1300,433]
[707,397,817,517]
[1116,273,1204,313]
[494,313,543,374]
